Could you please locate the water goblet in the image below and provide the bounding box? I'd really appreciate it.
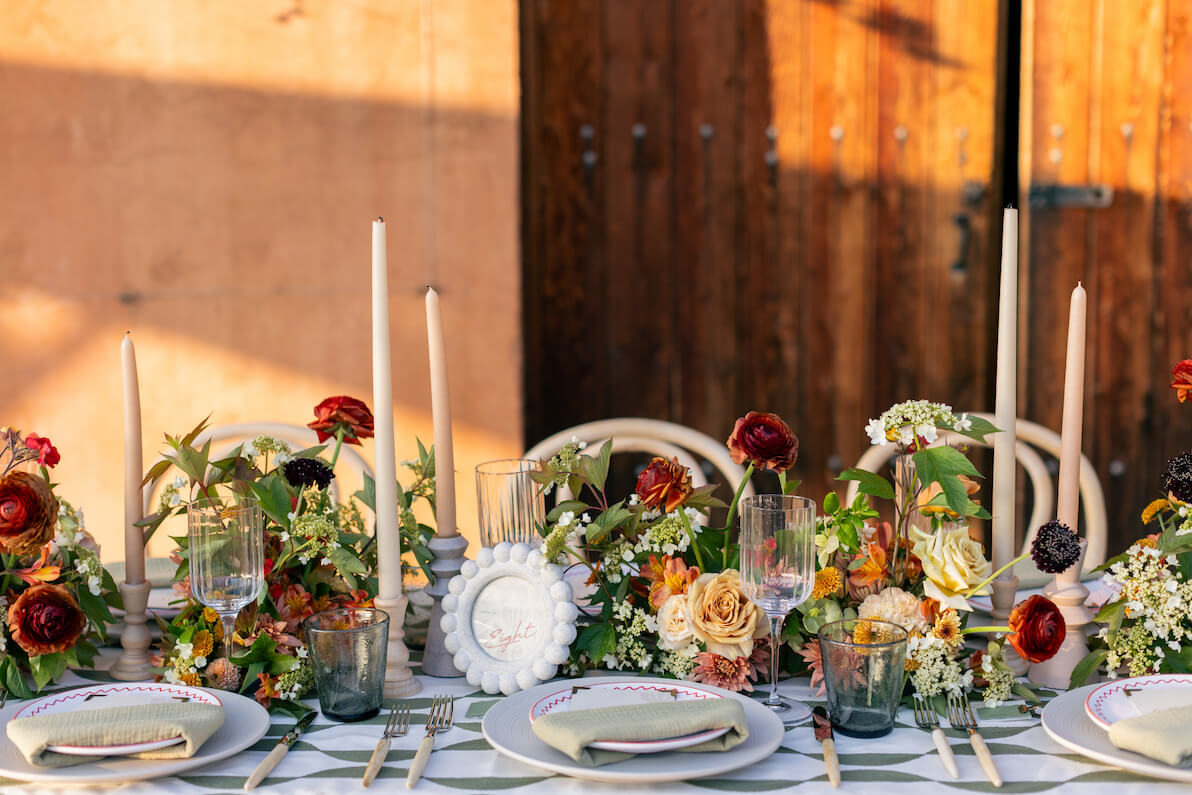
[475,458,546,547]
[739,494,816,724]
[187,497,265,668]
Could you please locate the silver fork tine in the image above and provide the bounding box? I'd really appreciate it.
[399,704,411,734]
[947,693,1001,788]
[914,694,957,778]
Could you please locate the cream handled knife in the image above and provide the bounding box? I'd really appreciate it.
[812,707,841,788]
[244,710,316,791]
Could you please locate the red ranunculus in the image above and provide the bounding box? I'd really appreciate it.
[23,434,60,468]
[0,471,59,556]
[8,582,86,656]
[1006,594,1065,663]
[726,411,799,472]
[1172,360,1192,403]
[308,396,375,446]
[635,457,693,513]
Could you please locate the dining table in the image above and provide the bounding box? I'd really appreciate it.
[1,651,1188,795]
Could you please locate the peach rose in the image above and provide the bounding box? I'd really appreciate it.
[686,569,768,658]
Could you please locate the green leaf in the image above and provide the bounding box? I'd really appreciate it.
[1095,599,1126,644]
[837,469,895,501]
[141,458,174,489]
[576,622,616,663]
[951,414,999,444]
[837,522,860,554]
[823,491,841,514]
[547,501,590,523]
[589,440,613,493]
[28,652,67,691]
[78,585,115,641]
[1069,648,1109,689]
[912,446,979,516]
[354,473,377,513]
[0,656,32,699]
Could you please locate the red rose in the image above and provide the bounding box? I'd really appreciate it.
[8,583,86,656]
[1172,360,1192,403]
[726,411,799,472]
[308,396,375,446]
[1007,595,1065,663]
[23,434,60,468]
[635,457,693,513]
[0,471,58,556]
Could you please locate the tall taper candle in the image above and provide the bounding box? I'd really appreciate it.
[1029,282,1093,687]
[425,286,457,538]
[372,219,403,597]
[122,333,145,585]
[371,218,420,697]
[1056,283,1086,532]
[991,207,1018,574]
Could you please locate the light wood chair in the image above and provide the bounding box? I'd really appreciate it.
[842,412,1107,585]
[144,421,375,513]
[524,417,756,500]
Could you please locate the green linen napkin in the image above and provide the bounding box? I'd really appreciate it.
[1108,705,1192,767]
[7,702,225,768]
[531,699,749,766]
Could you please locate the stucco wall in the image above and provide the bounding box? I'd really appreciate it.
[0,1,520,566]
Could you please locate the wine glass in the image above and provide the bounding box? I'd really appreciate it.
[739,494,816,724]
[475,459,546,547]
[187,497,265,665]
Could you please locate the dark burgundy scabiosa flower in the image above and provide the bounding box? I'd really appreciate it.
[1030,520,1082,574]
[1162,452,1192,503]
[282,458,335,491]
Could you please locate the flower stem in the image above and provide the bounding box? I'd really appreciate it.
[962,625,1010,635]
[329,428,345,470]
[963,552,1029,599]
[723,463,755,569]
[678,508,706,572]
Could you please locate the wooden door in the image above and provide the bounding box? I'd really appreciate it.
[1021,0,1192,546]
[522,0,1005,511]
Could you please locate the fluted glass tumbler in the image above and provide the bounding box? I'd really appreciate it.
[739,494,816,725]
[304,608,389,721]
[475,458,546,547]
[187,497,265,665]
[818,618,908,738]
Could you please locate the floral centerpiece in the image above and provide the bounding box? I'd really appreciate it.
[534,402,1066,706]
[0,429,120,696]
[143,397,435,709]
[1070,359,1192,685]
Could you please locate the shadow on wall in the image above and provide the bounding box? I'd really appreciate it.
[0,59,521,557]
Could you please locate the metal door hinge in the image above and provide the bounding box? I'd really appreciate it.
[1028,183,1114,209]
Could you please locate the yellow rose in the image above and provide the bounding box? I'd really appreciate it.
[910,525,991,611]
[686,569,768,658]
[656,594,694,651]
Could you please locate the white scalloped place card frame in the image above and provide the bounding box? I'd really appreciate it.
[441,542,579,695]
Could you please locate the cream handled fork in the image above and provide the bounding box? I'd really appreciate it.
[947,692,1002,788]
[407,695,454,789]
[912,694,958,779]
[363,704,410,787]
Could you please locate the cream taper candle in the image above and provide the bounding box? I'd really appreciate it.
[991,207,1018,573]
[425,286,458,538]
[1057,283,1086,532]
[372,218,403,597]
[122,333,145,585]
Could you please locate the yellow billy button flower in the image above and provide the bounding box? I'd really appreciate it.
[1141,499,1170,525]
[811,567,842,601]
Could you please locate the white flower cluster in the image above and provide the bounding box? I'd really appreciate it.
[543,510,590,565]
[601,599,657,671]
[601,540,635,584]
[1101,543,1192,675]
[908,634,972,697]
[978,653,1015,708]
[247,436,292,466]
[158,476,187,512]
[285,514,342,566]
[74,548,103,596]
[632,510,695,557]
[654,643,701,678]
[865,400,968,448]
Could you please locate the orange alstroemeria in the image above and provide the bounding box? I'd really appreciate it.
[848,542,888,589]
[1172,360,1192,403]
[642,554,700,609]
[3,543,61,586]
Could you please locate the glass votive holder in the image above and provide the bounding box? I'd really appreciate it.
[303,607,389,722]
[818,618,908,738]
[475,458,546,547]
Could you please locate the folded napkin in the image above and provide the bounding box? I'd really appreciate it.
[1108,705,1192,767]
[531,698,749,766]
[7,702,225,768]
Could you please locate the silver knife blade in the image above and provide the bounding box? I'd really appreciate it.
[812,706,833,742]
[279,711,317,747]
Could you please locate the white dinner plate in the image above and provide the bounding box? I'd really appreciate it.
[0,683,269,784]
[13,682,221,756]
[1084,674,1192,730]
[529,680,730,754]
[1042,681,1192,783]
[483,675,785,784]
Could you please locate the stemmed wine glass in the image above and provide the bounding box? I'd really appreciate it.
[739,494,816,724]
[187,497,265,667]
